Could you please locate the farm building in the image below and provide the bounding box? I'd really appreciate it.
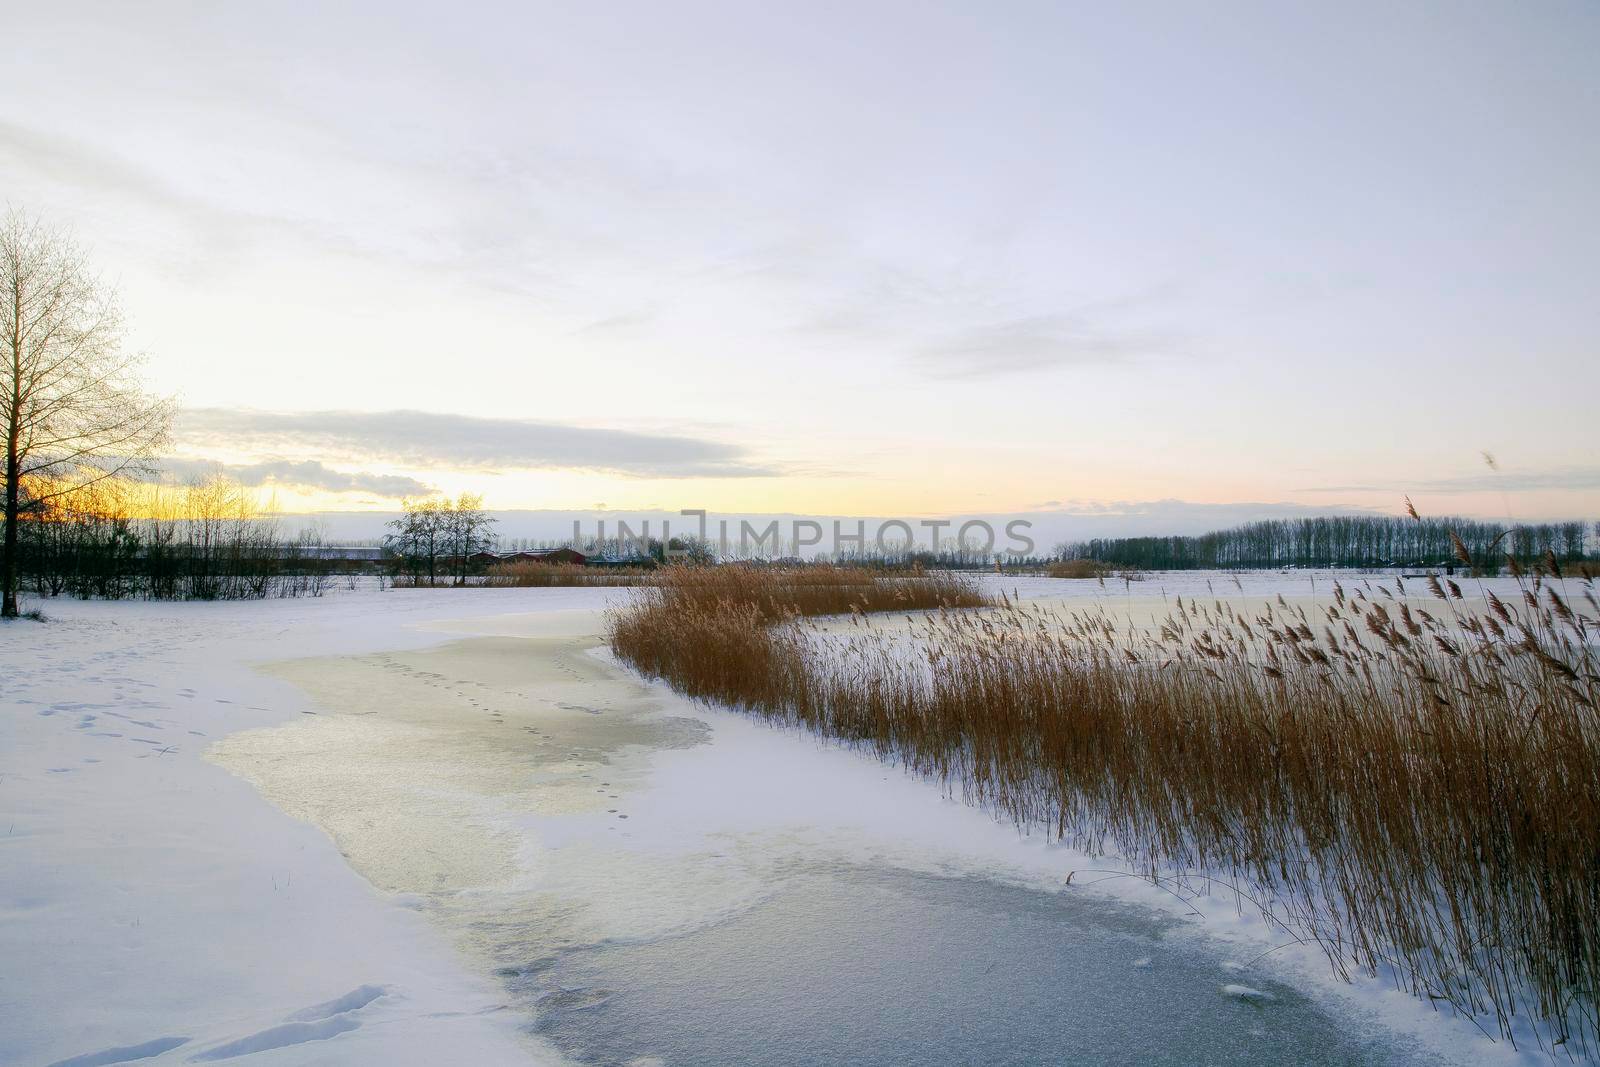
[493,548,588,566]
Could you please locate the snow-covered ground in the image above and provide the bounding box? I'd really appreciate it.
[0,576,1574,1065]
[1,587,628,1067]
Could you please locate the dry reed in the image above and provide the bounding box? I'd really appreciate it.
[608,562,1600,1053]
[481,561,656,587]
[1047,559,1117,579]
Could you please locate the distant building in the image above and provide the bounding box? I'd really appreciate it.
[496,548,588,566]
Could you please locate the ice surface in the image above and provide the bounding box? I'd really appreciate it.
[530,864,1440,1067]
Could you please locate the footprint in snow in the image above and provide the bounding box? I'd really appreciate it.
[104,712,158,727]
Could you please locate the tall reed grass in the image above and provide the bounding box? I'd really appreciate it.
[480,561,657,587]
[1047,558,1118,579]
[608,560,1600,1053]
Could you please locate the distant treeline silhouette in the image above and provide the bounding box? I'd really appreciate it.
[1059,515,1594,572]
[16,476,360,602]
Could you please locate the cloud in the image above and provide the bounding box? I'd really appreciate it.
[573,310,657,335]
[1419,466,1600,493]
[0,121,201,221]
[176,408,778,478]
[0,121,355,267]
[1296,466,1600,495]
[1293,484,1384,493]
[144,457,434,497]
[914,314,1169,380]
[1014,498,1383,520]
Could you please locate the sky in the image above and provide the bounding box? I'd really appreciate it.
[2,1,1596,532]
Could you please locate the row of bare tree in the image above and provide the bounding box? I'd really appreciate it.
[16,476,352,601]
[1059,515,1596,572]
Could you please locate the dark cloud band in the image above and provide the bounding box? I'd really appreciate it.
[177,408,778,479]
[143,457,434,497]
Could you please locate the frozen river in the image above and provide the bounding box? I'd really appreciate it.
[528,861,1443,1067]
[4,577,1543,1065]
[208,583,1481,1066]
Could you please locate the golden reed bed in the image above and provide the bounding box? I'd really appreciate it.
[608,561,1600,1054]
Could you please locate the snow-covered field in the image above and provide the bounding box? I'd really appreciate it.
[0,576,1571,1065]
[1,587,620,1067]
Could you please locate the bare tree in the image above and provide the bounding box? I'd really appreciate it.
[447,493,496,585]
[386,496,447,585]
[1,209,172,616]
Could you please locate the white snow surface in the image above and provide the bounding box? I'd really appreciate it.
[0,574,1573,1065]
[2,587,628,1067]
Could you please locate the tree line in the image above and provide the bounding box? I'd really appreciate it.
[14,475,363,602]
[11,478,519,601]
[1058,515,1595,572]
